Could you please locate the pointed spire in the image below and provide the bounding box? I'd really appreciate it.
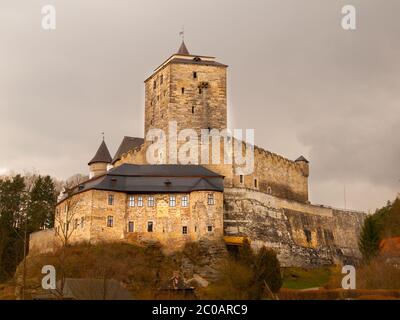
[295,155,309,163]
[88,140,112,165]
[177,41,190,55]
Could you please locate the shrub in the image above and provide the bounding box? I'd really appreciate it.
[201,241,282,300]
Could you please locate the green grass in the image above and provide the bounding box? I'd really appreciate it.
[282,267,333,290]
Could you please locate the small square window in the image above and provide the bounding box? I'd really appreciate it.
[182,226,188,234]
[207,226,213,232]
[169,195,176,207]
[108,194,114,205]
[207,193,215,205]
[128,221,134,233]
[129,196,135,207]
[107,216,113,228]
[138,196,143,207]
[147,221,153,232]
[148,196,155,207]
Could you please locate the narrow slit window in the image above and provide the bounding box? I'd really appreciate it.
[128,221,134,233]
[147,221,153,232]
[108,194,114,205]
[107,216,113,228]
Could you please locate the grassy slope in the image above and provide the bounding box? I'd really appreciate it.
[282,267,334,290]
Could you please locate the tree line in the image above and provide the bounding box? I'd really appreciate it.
[359,196,400,262]
[0,174,58,282]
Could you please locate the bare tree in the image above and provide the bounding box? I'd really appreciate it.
[54,194,81,298]
[64,174,89,190]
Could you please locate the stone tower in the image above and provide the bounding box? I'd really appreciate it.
[144,41,228,137]
[88,140,112,178]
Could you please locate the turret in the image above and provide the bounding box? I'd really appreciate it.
[88,140,112,178]
[295,156,309,177]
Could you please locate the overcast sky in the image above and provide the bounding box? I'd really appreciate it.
[0,0,399,212]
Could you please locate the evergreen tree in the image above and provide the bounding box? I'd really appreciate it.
[0,175,26,281]
[358,215,381,263]
[28,175,57,231]
[254,247,282,294]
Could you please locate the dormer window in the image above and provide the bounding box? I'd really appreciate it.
[193,56,201,62]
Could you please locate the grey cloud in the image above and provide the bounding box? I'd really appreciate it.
[0,0,399,211]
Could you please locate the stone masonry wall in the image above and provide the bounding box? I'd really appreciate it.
[32,189,224,253]
[144,61,227,137]
[224,188,365,267]
[116,138,309,203]
[29,229,59,254]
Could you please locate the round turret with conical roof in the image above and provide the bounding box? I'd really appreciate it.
[88,139,112,178]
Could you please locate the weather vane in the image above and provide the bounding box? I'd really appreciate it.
[101,132,105,141]
[179,26,184,41]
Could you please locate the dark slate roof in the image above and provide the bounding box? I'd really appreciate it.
[177,41,190,55]
[112,136,144,164]
[67,164,224,198]
[88,140,112,165]
[295,155,309,163]
[109,164,223,177]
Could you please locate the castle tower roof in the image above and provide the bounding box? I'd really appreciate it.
[295,155,309,163]
[88,140,112,165]
[177,40,190,55]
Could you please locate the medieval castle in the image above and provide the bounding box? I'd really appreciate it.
[30,41,366,267]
